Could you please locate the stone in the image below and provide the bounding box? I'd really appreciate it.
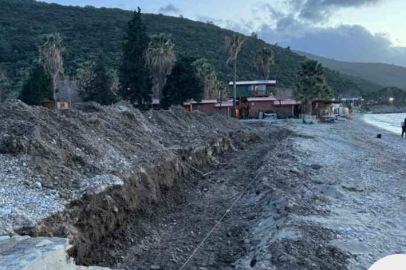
[150,265,161,270]
[311,164,323,170]
[34,182,42,189]
[0,207,12,216]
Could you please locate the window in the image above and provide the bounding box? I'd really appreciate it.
[258,85,266,91]
[248,85,254,91]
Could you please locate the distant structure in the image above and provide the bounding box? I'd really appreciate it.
[42,101,69,109]
[184,80,301,119]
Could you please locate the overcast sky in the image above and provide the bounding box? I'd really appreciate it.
[42,0,406,66]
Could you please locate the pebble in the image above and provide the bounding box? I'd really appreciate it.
[34,182,42,189]
[150,265,161,270]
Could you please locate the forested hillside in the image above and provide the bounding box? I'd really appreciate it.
[0,0,382,100]
[296,50,406,90]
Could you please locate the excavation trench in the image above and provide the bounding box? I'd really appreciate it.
[1,100,356,270]
[20,131,263,268]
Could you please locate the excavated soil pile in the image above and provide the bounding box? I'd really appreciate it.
[0,100,258,265]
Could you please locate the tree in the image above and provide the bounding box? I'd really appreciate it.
[293,60,334,114]
[253,47,275,80]
[76,61,95,94]
[161,56,204,109]
[192,58,219,99]
[0,68,11,102]
[19,63,53,105]
[79,54,118,105]
[109,68,121,98]
[146,33,176,102]
[59,76,80,105]
[217,81,230,102]
[222,35,246,116]
[251,32,258,39]
[119,8,152,109]
[38,33,64,107]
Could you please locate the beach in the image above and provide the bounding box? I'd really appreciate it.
[2,107,406,270]
[278,115,406,269]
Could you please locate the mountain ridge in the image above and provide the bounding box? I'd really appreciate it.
[0,0,383,100]
[295,50,406,90]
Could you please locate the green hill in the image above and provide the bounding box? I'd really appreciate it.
[0,0,382,100]
[295,50,406,90]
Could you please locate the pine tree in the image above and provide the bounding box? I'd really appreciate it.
[79,54,118,105]
[161,56,204,109]
[119,8,152,109]
[19,63,53,105]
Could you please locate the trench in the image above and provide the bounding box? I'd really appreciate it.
[17,129,273,269]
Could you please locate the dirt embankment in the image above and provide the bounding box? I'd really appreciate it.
[0,100,258,265]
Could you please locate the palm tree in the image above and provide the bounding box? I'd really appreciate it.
[192,59,219,99]
[146,33,176,103]
[223,35,246,116]
[294,60,333,114]
[253,47,275,80]
[38,33,64,108]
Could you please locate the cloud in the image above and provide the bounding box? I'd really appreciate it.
[197,16,252,35]
[158,4,181,14]
[243,0,406,66]
[288,0,389,22]
[258,18,406,66]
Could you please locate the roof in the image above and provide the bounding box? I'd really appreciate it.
[184,99,217,105]
[273,99,301,106]
[214,101,233,107]
[228,80,277,86]
[247,97,277,102]
[312,99,343,105]
[341,97,362,101]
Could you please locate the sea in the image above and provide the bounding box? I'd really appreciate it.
[363,113,406,134]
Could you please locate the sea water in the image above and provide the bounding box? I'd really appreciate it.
[363,113,406,134]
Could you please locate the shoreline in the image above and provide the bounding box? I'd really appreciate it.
[282,117,406,269]
[360,112,405,136]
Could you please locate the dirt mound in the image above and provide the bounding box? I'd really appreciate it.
[0,100,258,260]
[0,101,252,195]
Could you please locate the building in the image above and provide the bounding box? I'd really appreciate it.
[226,80,301,118]
[184,99,232,117]
[184,97,300,119]
[341,97,363,108]
[228,80,277,98]
[42,101,69,109]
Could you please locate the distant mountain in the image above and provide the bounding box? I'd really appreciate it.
[295,51,406,90]
[0,0,383,99]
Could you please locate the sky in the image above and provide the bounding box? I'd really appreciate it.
[42,0,406,66]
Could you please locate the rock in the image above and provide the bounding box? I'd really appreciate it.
[311,164,323,170]
[150,265,161,270]
[41,180,54,188]
[0,207,13,215]
[34,181,42,189]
